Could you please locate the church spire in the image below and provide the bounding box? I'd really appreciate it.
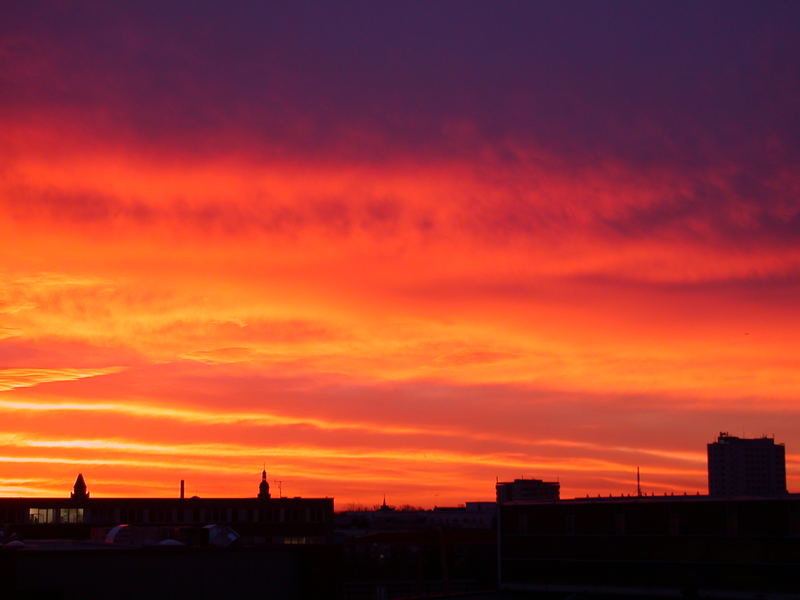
[71,473,89,500]
[258,466,270,499]
[378,493,394,512]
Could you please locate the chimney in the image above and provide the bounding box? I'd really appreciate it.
[180,480,185,500]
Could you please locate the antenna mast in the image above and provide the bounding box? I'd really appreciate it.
[636,466,642,497]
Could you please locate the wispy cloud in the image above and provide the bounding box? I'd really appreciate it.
[0,367,124,391]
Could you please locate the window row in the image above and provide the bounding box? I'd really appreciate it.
[28,508,84,524]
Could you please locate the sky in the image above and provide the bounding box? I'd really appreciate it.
[1,1,799,506]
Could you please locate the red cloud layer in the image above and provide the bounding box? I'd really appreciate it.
[2,66,799,504]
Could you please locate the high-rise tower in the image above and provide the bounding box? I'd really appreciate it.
[707,432,787,496]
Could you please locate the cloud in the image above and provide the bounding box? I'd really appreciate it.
[0,367,124,391]
[1,359,797,503]
[0,337,141,368]
[3,2,799,168]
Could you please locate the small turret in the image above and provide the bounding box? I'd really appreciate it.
[258,468,270,499]
[71,473,89,500]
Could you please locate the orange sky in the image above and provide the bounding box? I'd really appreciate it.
[1,141,797,506]
[2,3,799,507]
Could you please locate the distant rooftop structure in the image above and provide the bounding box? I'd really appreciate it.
[496,478,559,504]
[335,500,497,532]
[707,432,787,497]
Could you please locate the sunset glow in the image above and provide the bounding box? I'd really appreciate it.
[2,2,799,506]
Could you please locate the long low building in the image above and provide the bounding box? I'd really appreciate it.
[0,472,334,545]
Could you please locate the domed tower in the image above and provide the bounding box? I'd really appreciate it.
[258,468,270,499]
[71,473,89,500]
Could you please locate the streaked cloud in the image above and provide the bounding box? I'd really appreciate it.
[0,367,124,391]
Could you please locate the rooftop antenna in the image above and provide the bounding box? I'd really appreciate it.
[636,466,642,497]
[274,480,283,498]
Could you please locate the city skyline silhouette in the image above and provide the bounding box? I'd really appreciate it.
[1,1,799,508]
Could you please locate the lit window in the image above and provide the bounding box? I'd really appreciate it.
[28,508,56,524]
[59,508,85,524]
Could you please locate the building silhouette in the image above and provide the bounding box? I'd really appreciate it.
[496,478,559,503]
[70,473,89,500]
[0,472,332,545]
[498,494,800,596]
[707,432,787,496]
[258,467,271,499]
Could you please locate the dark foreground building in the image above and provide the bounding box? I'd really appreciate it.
[0,472,333,545]
[2,541,340,600]
[0,473,339,600]
[499,494,800,597]
[708,432,787,497]
[335,501,498,598]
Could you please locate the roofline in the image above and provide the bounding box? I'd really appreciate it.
[501,493,800,506]
[0,496,334,502]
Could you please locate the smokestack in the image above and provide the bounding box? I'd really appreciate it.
[180,480,185,499]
